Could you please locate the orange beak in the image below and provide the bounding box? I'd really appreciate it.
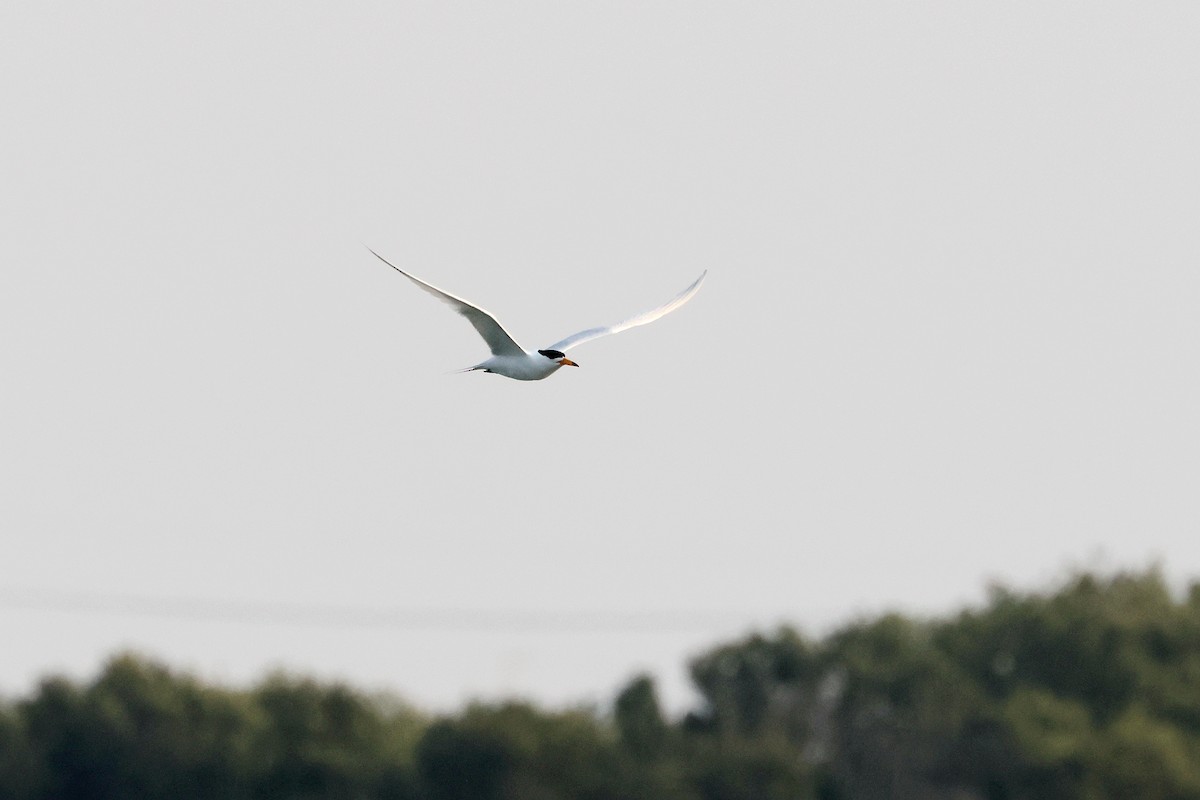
[559,358,579,367]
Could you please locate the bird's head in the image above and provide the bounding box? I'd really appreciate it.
[538,349,578,368]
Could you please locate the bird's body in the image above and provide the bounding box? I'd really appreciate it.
[469,352,569,381]
[369,248,706,381]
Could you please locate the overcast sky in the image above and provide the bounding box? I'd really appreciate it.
[3,2,1198,712]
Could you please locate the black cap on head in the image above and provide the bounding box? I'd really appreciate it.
[538,349,567,360]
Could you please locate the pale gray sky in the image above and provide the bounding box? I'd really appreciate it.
[2,2,1198,712]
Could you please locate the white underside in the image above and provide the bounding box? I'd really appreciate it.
[472,353,566,381]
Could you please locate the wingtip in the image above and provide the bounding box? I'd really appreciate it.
[366,245,405,275]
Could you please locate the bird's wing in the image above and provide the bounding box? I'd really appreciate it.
[368,247,526,357]
[546,271,707,352]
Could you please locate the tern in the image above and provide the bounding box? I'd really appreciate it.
[369,248,706,381]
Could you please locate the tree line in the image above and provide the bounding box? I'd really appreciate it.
[2,569,1200,799]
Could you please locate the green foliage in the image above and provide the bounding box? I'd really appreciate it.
[253,673,424,799]
[17,657,257,800]
[417,701,627,800]
[688,627,817,740]
[3,569,1200,800]
[614,674,668,759]
[1086,705,1200,800]
[685,735,813,800]
[0,700,38,800]
[3,657,425,800]
[1002,688,1092,767]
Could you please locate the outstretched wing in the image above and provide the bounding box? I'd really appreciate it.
[368,247,525,357]
[546,271,707,352]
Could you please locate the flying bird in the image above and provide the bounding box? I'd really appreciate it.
[368,248,706,381]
